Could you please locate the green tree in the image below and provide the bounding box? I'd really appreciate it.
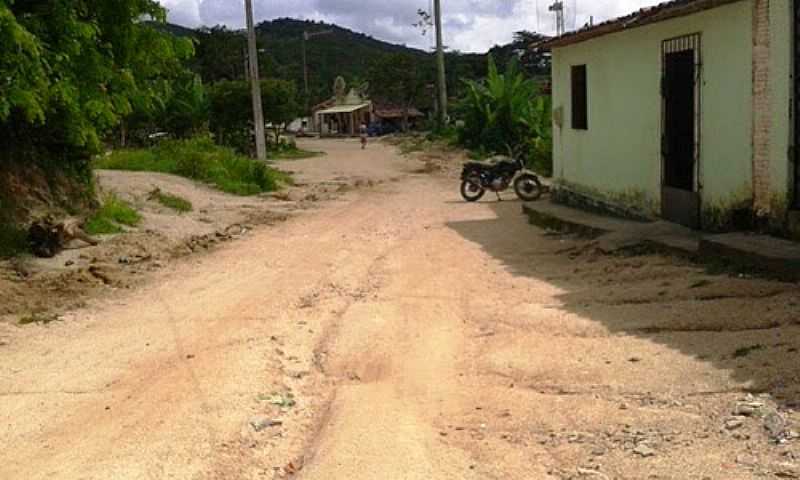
[209,79,300,153]
[262,79,299,143]
[487,31,552,79]
[163,73,210,139]
[0,0,193,167]
[194,26,247,82]
[368,53,433,131]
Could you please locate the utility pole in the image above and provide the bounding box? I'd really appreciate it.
[433,0,448,126]
[245,0,267,161]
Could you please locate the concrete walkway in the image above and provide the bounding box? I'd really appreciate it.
[523,201,800,281]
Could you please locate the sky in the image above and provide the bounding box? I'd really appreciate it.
[157,0,665,53]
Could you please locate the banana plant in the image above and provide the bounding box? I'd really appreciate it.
[456,55,552,175]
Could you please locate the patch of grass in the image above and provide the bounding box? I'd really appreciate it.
[733,344,765,359]
[268,148,323,161]
[265,392,296,408]
[85,195,141,235]
[398,137,430,155]
[0,223,29,258]
[148,189,193,213]
[19,313,59,326]
[96,136,290,196]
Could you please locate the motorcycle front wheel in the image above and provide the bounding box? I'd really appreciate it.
[460,179,486,202]
[514,174,543,202]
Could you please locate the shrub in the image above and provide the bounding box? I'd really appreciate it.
[96,136,289,195]
[455,56,553,175]
[208,79,300,153]
[85,195,141,235]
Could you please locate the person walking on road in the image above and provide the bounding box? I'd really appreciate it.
[359,123,368,150]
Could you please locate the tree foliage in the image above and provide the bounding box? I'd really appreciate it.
[456,56,553,174]
[163,73,210,139]
[193,26,247,82]
[0,0,194,167]
[487,31,552,79]
[209,79,299,153]
[368,53,434,131]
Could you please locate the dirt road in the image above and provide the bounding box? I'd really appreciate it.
[1,138,799,479]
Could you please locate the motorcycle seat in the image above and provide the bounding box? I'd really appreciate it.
[464,161,491,169]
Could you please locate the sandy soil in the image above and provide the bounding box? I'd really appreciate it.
[1,138,799,480]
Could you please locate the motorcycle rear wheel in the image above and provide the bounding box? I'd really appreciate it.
[460,179,486,202]
[514,174,543,202]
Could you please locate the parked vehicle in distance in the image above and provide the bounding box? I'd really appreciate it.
[367,123,398,137]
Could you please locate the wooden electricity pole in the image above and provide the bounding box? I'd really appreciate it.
[245,0,267,160]
[434,0,448,126]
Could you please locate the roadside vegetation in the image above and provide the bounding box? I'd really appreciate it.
[1,2,309,259]
[270,148,324,161]
[85,195,142,235]
[454,57,553,175]
[392,56,553,176]
[148,188,193,213]
[96,137,291,196]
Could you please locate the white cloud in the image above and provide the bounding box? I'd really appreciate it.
[159,0,202,26]
[158,0,664,52]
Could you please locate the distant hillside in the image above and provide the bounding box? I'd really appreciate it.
[151,18,539,110]
[254,19,434,105]
[148,21,197,38]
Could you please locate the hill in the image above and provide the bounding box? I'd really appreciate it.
[153,18,545,111]
[148,21,198,38]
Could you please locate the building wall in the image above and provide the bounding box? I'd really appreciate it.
[768,0,792,215]
[551,1,755,221]
[752,0,772,215]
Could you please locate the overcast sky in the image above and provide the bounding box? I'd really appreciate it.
[157,0,664,53]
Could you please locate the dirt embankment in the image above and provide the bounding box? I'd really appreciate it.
[0,164,95,225]
[0,140,408,324]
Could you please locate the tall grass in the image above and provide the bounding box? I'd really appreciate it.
[96,136,290,196]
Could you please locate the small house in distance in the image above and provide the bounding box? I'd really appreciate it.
[540,0,798,237]
[312,77,372,137]
[372,105,425,134]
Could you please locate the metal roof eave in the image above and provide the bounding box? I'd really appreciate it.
[534,0,744,50]
[316,103,371,115]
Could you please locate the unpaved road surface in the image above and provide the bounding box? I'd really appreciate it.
[2,138,800,479]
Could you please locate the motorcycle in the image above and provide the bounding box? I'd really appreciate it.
[459,153,543,202]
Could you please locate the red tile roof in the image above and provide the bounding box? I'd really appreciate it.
[373,107,424,119]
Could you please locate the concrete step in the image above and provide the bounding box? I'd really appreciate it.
[700,233,800,282]
[523,201,800,281]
